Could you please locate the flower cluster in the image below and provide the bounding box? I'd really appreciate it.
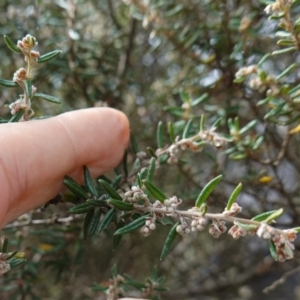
[105,274,125,300]
[191,216,207,232]
[124,186,149,204]
[140,218,156,237]
[208,219,227,238]
[0,253,10,275]
[17,34,40,73]
[257,224,296,262]
[228,223,247,239]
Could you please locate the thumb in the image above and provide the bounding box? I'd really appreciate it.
[0,107,130,226]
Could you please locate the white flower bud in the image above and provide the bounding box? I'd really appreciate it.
[149,223,156,231]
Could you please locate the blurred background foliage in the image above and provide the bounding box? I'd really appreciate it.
[1,0,300,299]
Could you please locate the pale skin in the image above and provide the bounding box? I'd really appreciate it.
[0,107,130,228]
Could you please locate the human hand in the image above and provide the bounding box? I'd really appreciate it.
[0,107,130,228]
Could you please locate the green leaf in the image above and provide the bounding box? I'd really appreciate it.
[108,199,134,211]
[33,93,61,104]
[252,136,264,150]
[99,179,122,200]
[157,121,164,148]
[111,174,123,190]
[142,180,167,203]
[25,79,32,98]
[2,238,8,253]
[200,114,205,131]
[269,239,278,261]
[114,215,149,235]
[211,117,222,131]
[87,208,101,237]
[272,47,296,56]
[83,208,95,240]
[69,202,93,214]
[276,63,297,80]
[64,176,89,200]
[83,166,98,197]
[264,102,285,119]
[97,208,115,234]
[8,109,24,123]
[38,50,62,63]
[264,208,284,223]
[257,53,271,67]
[292,227,300,233]
[191,93,208,106]
[130,133,139,153]
[113,220,126,250]
[86,199,107,207]
[124,274,146,289]
[251,210,278,222]
[195,175,222,207]
[147,157,156,182]
[4,35,22,53]
[182,119,193,138]
[179,90,189,103]
[168,122,176,144]
[160,222,179,260]
[8,258,26,268]
[239,120,257,135]
[147,146,157,158]
[0,79,19,88]
[226,183,242,210]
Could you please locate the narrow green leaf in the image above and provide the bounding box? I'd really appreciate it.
[8,258,26,268]
[113,220,125,250]
[200,114,205,131]
[257,53,271,67]
[251,210,278,222]
[83,208,95,240]
[69,202,93,214]
[239,120,257,135]
[292,227,300,233]
[235,222,258,232]
[8,109,24,123]
[276,63,297,80]
[97,208,115,234]
[0,79,18,88]
[139,167,148,181]
[264,208,284,223]
[226,183,242,210]
[211,117,222,131]
[111,174,123,190]
[2,238,8,253]
[179,90,189,103]
[157,121,164,148]
[99,179,122,200]
[83,166,98,197]
[147,147,157,158]
[114,215,149,235]
[269,239,278,261]
[168,122,176,144]
[86,199,107,207]
[33,92,61,104]
[142,180,167,203]
[25,80,32,98]
[4,35,22,53]
[38,50,62,63]
[130,133,139,153]
[264,102,285,119]
[87,208,101,237]
[272,47,296,56]
[183,119,193,139]
[191,93,208,106]
[147,157,156,182]
[160,222,179,260]
[124,274,146,289]
[252,136,264,150]
[195,175,222,207]
[108,199,134,211]
[64,176,89,200]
